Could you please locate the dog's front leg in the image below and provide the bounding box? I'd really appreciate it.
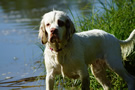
[80,67,90,90]
[46,72,55,90]
[81,75,90,90]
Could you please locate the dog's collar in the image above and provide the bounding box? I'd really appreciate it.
[50,48,62,52]
[49,43,68,52]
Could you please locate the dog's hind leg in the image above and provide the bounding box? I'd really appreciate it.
[105,55,135,90]
[90,60,112,90]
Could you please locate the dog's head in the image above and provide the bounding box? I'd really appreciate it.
[39,10,75,44]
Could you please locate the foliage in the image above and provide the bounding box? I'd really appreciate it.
[77,0,135,40]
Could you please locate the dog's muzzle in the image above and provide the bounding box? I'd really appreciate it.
[50,28,59,43]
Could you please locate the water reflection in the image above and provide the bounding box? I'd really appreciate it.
[0,0,99,90]
[0,0,94,23]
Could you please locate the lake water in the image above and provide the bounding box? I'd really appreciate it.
[0,0,106,90]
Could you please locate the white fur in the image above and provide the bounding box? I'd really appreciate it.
[39,10,135,90]
[120,30,135,60]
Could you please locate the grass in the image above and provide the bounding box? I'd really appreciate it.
[77,0,135,39]
[38,0,135,89]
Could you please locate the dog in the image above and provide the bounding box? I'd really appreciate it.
[38,10,135,90]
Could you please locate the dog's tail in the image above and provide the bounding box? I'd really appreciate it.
[119,29,135,60]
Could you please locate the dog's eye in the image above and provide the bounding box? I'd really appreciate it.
[58,20,65,27]
[46,23,50,27]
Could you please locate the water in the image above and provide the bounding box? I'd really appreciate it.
[0,0,106,90]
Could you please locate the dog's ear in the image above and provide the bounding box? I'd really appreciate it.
[66,17,76,40]
[38,19,48,44]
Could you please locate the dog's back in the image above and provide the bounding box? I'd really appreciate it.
[74,29,120,63]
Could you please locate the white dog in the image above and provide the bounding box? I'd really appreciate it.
[38,10,135,90]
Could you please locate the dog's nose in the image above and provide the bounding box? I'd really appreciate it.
[50,28,58,34]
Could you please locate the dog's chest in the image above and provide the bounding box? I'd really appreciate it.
[57,54,80,79]
[47,51,80,79]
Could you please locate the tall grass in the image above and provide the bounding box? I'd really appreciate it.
[77,0,135,39]
[38,0,135,89]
